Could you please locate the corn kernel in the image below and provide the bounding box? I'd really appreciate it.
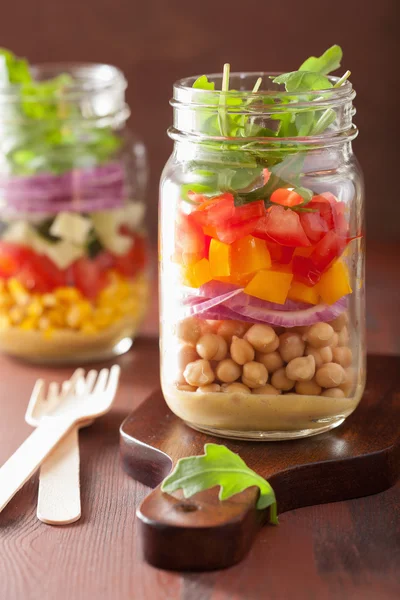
[38,316,51,330]
[9,306,25,324]
[8,278,30,306]
[0,314,11,329]
[43,327,54,340]
[47,309,66,328]
[66,301,92,328]
[19,317,38,331]
[81,322,98,334]
[55,287,82,303]
[42,294,57,308]
[27,298,44,318]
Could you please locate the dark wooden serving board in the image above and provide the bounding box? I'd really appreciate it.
[120,354,400,572]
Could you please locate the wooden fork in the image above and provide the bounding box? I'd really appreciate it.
[0,366,120,514]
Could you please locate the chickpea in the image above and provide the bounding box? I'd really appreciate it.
[289,325,310,335]
[245,324,278,353]
[306,346,333,369]
[338,326,350,347]
[230,336,255,365]
[256,350,284,373]
[175,344,199,384]
[196,333,227,361]
[315,363,346,388]
[176,317,202,346]
[271,367,295,391]
[332,346,353,368]
[286,355,315,382]
[242,361,269,388]
[176,384,197,392]
[252,384,281,395]
[329,312,349,332]
[221,382,251,394]
[278,332,305,363]
[183,359,215,387]
[329,333,339,348]
[197,383,221,393]
[295,380,322,395]
[202,320,221,333]
[215,358,242,383]
[217,320,249,343]
[321,388,345,398]
[303,322,335,348]
[339,367,355,395]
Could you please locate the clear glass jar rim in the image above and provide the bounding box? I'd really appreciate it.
[173,72,354,104]
[0,62,127,102]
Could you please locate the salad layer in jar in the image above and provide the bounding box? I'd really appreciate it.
[160,46,365,439]
[0,49,149,363]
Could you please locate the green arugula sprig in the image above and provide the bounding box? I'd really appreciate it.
[161,443,278,525]
[184,45,350,206]
[0,48,121,176]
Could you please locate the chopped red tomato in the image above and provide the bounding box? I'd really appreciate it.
[189,194,265,245]
[113,233,148,278]
[300,211,329,243]
[71,257,109,300]
[0,242,34,278]
[270,188,304,207]
[0,242,66,292]
[309,193,348,236]
[310,230,348,272]
[266,242,295,264]
[252,205,311,248]
[189,194,235,228]
[176,212,206,255]
[292,255,321,286]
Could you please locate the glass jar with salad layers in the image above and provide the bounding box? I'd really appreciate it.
[160,49,366,440]
[0,50,149,363]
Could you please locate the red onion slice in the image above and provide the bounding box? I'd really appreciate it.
[181,288,243,318]
[225,293,347,327]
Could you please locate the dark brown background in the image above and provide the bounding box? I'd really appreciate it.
[0,0,399,241]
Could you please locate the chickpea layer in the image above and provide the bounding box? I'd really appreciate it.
[173,314,355,398]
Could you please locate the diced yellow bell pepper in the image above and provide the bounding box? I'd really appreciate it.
[318,260,352,305]
[288,281,319,305]
[182,252,204,266]
[230,235,271,275]
[182,258,212,288]
[215,273,253,286]
[209,239,231,277]
[244,269,293,305]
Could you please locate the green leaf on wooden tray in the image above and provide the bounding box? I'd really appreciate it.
[161,443,278,524]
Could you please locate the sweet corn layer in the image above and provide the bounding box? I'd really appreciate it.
[0,271,149,338]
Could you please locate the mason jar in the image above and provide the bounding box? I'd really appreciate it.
[0,61,149,363]
[159,71,365,440]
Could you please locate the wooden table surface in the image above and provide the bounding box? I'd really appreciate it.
[0,242,399,600]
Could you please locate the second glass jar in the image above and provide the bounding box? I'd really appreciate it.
[0,60,149,363]
[159,71,365,440]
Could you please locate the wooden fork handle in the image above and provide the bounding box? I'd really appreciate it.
[37,427,81,525]
[0,417,75,513]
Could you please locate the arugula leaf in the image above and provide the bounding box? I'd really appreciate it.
[192,75,215,90]
[0,48,30,84]
[299,44,342,75]
[161,443,278,524]
[1,48,122,176]
[271,71,332,93]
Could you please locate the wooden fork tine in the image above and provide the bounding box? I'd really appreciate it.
[93,368,110,394]
[105,365,121,399]
[84,370,98,394]
[25,379,46,424]
[61,369,86,398]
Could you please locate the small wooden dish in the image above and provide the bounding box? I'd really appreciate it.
[120,355,400,571]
